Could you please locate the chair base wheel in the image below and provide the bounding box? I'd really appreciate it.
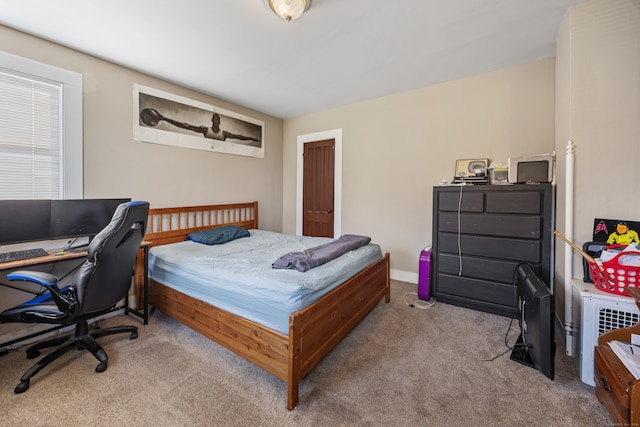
[14,381,29,394]
[95,361,108,373]
[11,322,137,392]
[26,350,40,359]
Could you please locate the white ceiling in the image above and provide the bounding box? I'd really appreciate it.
[0,0,583,119]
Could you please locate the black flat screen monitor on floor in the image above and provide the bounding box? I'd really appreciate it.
[510,262,555,380]
[50,198,130,240]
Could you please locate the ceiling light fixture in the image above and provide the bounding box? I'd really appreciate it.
[267,0,310,22]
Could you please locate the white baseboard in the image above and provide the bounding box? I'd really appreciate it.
[390,269,418,285]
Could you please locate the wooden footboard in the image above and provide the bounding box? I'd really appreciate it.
[144,202,391,410]
[287,252,390,409]
[149,279,290,380]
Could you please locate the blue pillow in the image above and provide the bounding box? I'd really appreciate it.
[186,225,250,245]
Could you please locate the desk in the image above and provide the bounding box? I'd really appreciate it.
[0,242,150,350]
[0,248,86,270]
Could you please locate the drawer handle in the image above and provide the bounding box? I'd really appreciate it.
[599,374,611,392]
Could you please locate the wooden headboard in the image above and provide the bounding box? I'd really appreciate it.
[145,201,258,247]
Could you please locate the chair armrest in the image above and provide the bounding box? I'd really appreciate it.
[7,271,58,287]
[7,271,78,317]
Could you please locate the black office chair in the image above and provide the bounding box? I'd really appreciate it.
[0,200,149,393]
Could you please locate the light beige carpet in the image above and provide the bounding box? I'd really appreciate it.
[0,281,611,426]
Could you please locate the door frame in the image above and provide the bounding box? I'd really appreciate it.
[296,129,342,238]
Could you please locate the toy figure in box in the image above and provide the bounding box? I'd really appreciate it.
[607,221,640,245]
[583,219,640,283]
[593,218,640,245]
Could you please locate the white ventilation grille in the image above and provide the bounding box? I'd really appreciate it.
[579,293,640,386]
[597,307,639,335]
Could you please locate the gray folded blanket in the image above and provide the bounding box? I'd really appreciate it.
[272,234,372,272]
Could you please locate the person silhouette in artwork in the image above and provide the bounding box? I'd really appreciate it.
[607,221,640,245]
[140,108,260,142]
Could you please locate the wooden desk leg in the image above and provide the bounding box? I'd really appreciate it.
[129,245,150,325]
[142,245,149,325]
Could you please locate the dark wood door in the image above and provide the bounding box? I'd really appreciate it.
[303,139,335,237]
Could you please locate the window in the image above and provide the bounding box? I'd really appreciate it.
[0,51,82,199]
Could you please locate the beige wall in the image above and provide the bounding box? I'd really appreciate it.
[3,1,635,354]
[0,25,285,232]
[283,59,557,279]
[555,0,640,349]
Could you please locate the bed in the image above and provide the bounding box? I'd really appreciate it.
[143,202,390,410]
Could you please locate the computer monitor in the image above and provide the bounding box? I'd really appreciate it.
[0,200,52,245]
[50,198,131,240]
[510,262,555,380]
[508,154,554,184]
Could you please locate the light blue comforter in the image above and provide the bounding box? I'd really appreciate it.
[148,229,382,335]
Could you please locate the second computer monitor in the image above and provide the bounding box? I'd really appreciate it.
[50,198,131,240]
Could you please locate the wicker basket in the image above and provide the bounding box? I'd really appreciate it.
[588,248,640,296]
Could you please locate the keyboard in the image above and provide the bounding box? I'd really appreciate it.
[0,248,49,263]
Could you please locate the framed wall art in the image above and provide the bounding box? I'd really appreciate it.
[133,84,264,158]
[593,218,640,244]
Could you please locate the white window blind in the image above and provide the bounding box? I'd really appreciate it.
[0,51,83,200]
[0,69,62,198]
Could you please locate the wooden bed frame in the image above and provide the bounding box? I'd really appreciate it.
[143,201,390,410]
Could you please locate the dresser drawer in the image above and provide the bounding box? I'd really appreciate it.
[438,213,542,239]
[437,253,523,283]
[595,346,631,425]
[437,191,484,212]
[435,273,515,307]
[437,233,542,263]
[485,191,542,214]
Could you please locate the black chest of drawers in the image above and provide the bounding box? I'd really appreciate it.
[431,184,554,317]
